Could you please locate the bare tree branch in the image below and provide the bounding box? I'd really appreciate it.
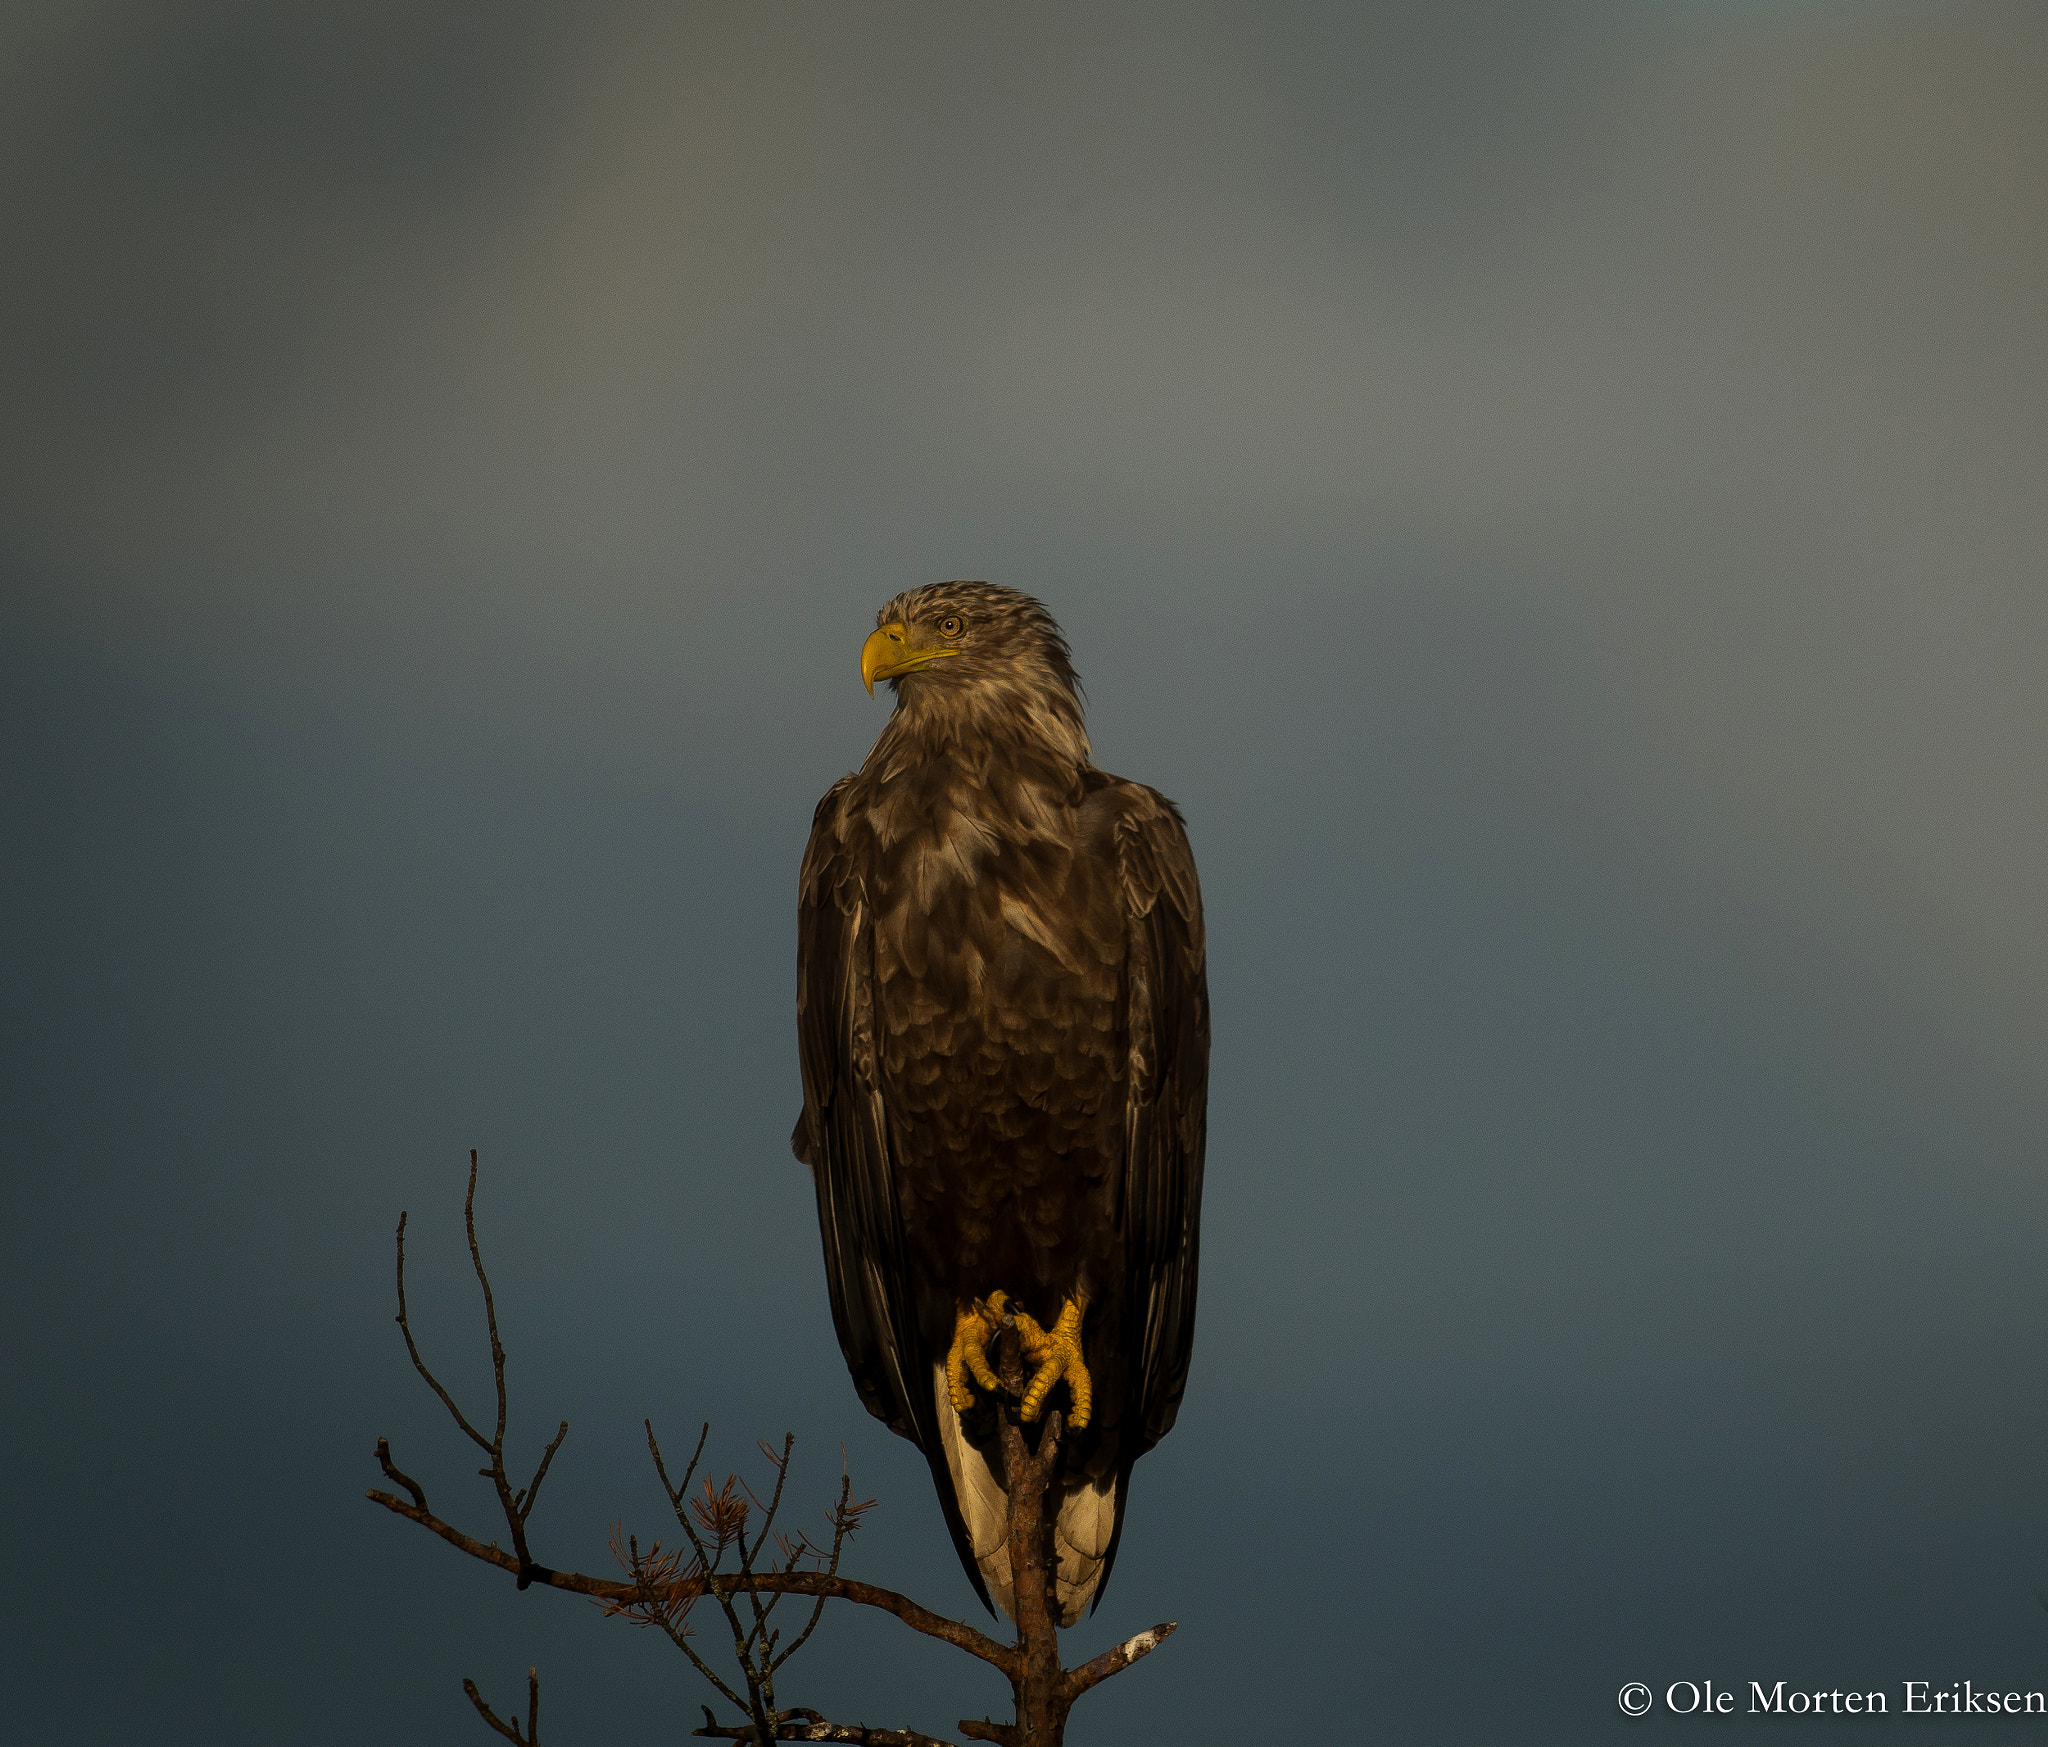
[366,1482,1014,1669]
[375,1437,426,1512]
[771,1462,872,1675]
[376,1157,1178,1747]
[617,1526,749,1713]
[1064,1622,1178,1699]
[646,1419,783,1738]
[694,1708,961,1746]
[462,1667,539,1745]
[390,1149,564,1590]
[992,1329,1061,1739]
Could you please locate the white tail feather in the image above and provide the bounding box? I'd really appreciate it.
[933,1368,1119,1627]
[935,1367,1014,1616]
[1054,1473,1117,1625]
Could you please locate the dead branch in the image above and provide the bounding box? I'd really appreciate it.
[463,1668,540,1745]
[1065,1621,1178,1699]
[366,1481,1012,1666]
[372,1155,1176,1747]
[694,1704,961,1745]
[993,1330,1062,1738]
[392,1149,566,1590]
[649,1420,778,1733]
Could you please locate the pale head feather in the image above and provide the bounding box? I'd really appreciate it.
[868,582,1092,771]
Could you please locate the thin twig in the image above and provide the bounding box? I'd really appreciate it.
[375,1438,426,1511]
[735,1439,788,1705]
[516,1419,570,1523]
[465,1152,510,1465]
[651,1420,769,1729]
[742,1435,797,1664]
[649,1423,714,1535]
[462,1666,539,1745]
[389,1150,565,1590]
[622,1528,748,1710]
[771,1464,868,1674]
[393,1209,494,1457]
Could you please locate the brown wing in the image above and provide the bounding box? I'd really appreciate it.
[1090,782,1209,1607]
[792,778,997,1613]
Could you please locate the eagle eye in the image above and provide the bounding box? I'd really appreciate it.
[938,615,965,638]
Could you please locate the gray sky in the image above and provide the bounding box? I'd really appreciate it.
[4,3,2045,1741]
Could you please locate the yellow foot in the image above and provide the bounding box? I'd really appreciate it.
[1013,1297,1092,1430]
[946,1291,1008,1414]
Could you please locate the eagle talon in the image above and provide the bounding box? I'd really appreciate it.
[1012,1297,1092,1429]
[945,1292,1010,1413]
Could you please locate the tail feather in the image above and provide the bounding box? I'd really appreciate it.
[932,1367,1121,1627]
[934,1367,1014,1615]
[1053,1473,1117,1625]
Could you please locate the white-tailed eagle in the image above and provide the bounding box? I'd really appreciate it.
[793,582,1208,1625]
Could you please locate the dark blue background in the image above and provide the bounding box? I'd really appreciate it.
[5,5,2046,1741]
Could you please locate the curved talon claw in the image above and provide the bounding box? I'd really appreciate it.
[1014,1297,1092,1429]
[946,1291,1009,1413]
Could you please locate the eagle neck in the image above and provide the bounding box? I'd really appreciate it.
[866,679,1092,789]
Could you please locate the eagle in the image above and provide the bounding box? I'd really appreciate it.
[792,582,1208,1626]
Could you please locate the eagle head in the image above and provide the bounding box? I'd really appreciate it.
[861,582,1089,764]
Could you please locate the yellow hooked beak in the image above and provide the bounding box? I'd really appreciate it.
[861,622,960,695]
